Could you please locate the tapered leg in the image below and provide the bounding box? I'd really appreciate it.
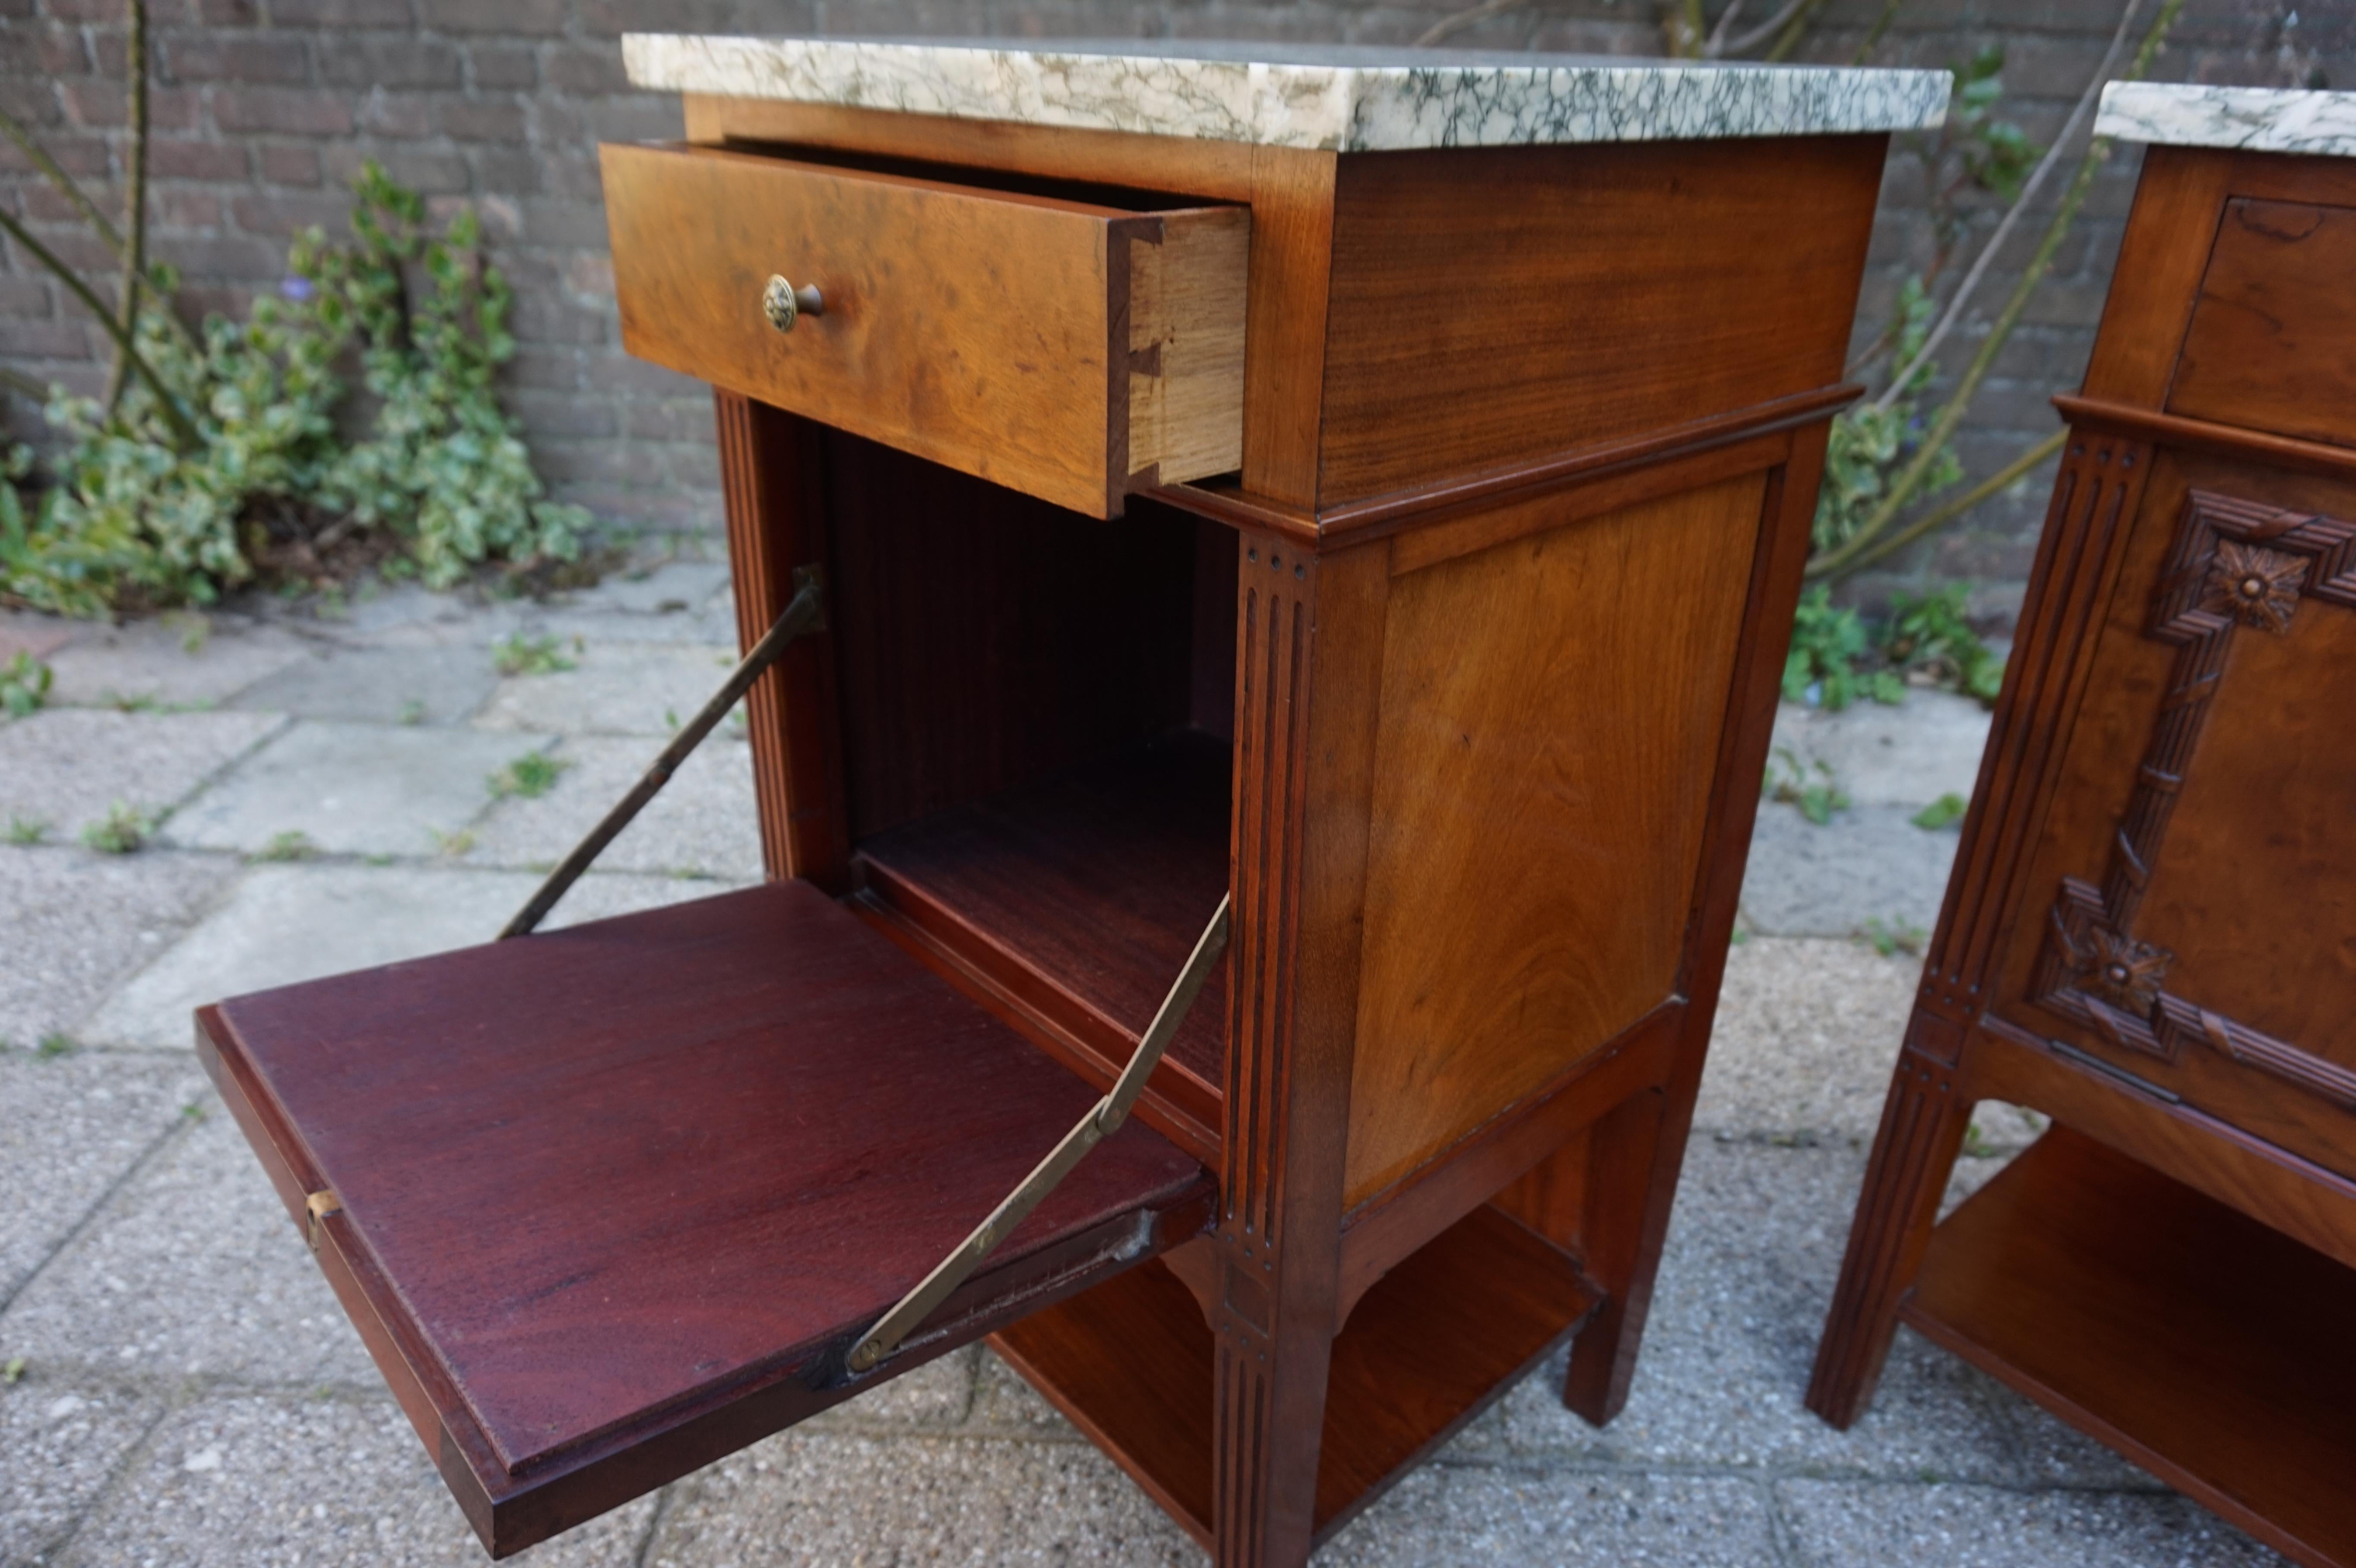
[1806,1014,1973,1428]
[1212,1252,1335,1568]
[1560,1087,1674,1423]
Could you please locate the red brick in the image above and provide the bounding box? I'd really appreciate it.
[257,141,320,185]
[160,32,312,84]
[436,95,525,142]
[357,93,432,138]
[209,86,353,135]
[151,187,225,228]
[415,0,564,34]
[544,43,627,95]
[318,37,461,89]
[265,0,412,21]
[62,81,202,132]
[147,137,248,180]
[229,190,352,235]
[465,43,539,89]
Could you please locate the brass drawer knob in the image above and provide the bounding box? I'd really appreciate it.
[762,275,825,332]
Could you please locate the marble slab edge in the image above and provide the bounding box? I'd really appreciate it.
[2096,81,2356,159]
[622,34,1949,153]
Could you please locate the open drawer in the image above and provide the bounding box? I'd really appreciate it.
[601,142,1249,518]
[194,880,1215,1558]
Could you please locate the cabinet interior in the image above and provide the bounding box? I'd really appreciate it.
[824,432,1239,1112]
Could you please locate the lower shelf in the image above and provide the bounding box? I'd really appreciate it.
[1904,1125,2356,1568]
[992,1202,1599,1549]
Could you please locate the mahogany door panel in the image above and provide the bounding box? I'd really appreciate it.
[197,881,1212,1557]
[2169,198,2356,450]
[602,140,1247,517]
[1992,449,2356,1179]
[1342,471,1767,1204]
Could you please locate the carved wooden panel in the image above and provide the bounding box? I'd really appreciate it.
[1340,473,1765,1206]
[2030,488,2356,1113]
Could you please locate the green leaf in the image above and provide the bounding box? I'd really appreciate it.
[1911,792,1969,831]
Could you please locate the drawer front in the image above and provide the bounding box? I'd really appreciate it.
[602,142,1247,518]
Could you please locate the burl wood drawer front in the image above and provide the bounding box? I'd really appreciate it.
[601,142,1247,518]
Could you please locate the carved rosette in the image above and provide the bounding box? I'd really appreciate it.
[2204,538,2307,632]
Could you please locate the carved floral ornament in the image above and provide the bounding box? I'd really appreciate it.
[2205,538,2308,633]
[2083,926,2172,1014]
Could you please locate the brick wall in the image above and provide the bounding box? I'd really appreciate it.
[3,1,2347,606]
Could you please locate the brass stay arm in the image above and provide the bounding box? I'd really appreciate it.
[847,892,1232,1374]
[499,567,826,940]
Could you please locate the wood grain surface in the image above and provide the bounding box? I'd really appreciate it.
[602,141,1244,517]
[1905,1126,2356,1568]
[1343,473,1766,1203]
[2169,198,2356,449]
[994,1202,1599,1549]
[203,882,1211,1551]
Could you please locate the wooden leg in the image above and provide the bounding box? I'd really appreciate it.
[1560,1086,1674,1424]
[1211,1252,1334,1568]
[1806,1013,1973,1429]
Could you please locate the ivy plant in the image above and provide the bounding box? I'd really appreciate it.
[1,161,582,615]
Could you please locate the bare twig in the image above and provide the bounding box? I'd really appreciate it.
[1873,0,2142,412]
[1761,0,1834,61]
[1848,0,1904,65]
[1812,428,2068,582]
[1704,0,1748,53]
[1718,0,1816,58]
[0,364,49,402]
[1807,0,2184,580]
[1415,0,1530,47]
[0,205,200,451]
[104,0,150,413]
[0,106,124,257]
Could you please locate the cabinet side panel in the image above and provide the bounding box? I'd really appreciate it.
[1342,472,1766,1204]
[1316,137,1881,505]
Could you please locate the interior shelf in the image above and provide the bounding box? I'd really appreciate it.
[992,1202,1600,1549]
[855,730,1234,1122]
[1903,1125,2356,1568]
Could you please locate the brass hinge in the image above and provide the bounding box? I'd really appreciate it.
[846,893,1231,1374]
[304,1188,342,1252]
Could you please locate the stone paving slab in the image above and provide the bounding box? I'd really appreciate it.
[58,1392,658,1568]
[0,1106,378,1393]
[1699,936,1922,1141]
[0,846,237,1048]
[0,709,286,842]
[160,720,546,857]
[226,644,501,727]
[1740,803,1961,939]
[474,643,744,738]
[645,1429,1199,1568]
[41,616,311,711]
[467,734,763,879]
[1323,1465,1778,1566]
[1770,691,1992,808]
[0,607,80,665]
[0,1378,165,1566]
[1488,1139,2026,1480]
[1776,1478,2289,1566]
[77,864,737,1050]
[0,1051,207,1305]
